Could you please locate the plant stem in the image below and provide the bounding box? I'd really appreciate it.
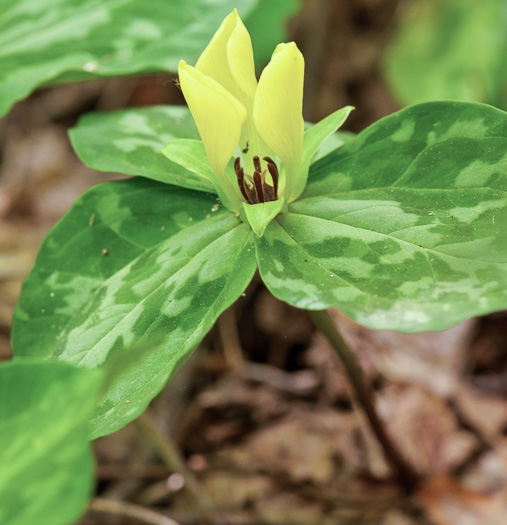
[217,306,244,371]
[137,410,216,523]
[308,309,419,493]
[89,497,181,525]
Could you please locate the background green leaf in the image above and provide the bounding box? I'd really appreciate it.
[244,0,300,65]
[12,178,256,437]
[256,101,507,332]
[382,0,507,109]
[0,359,99,525]
[0,0,260,117]
[69,105,217,192]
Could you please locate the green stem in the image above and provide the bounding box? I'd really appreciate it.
[308,309,419,493]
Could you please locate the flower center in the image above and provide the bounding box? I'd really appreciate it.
[234,156,279,204]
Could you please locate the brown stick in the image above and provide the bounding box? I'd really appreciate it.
[308,309,420,493]
[137,411,217,523]
[89,497,181,525]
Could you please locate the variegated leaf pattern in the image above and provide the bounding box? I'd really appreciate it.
[256,102,507,332]
[12,179,256,437]
[0,360,99,525]
[70,106,354,194]
[69,106,215,192]
[0,0,257,116]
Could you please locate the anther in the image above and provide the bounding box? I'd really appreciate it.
[253,171,265,203]
[235,157,250,202]
[263,157,278,200]
[234,156,280,204]
[253,156,262,173]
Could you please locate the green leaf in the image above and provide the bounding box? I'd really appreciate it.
[382,0,507,109]
[12,178,257,437]
[241,197,287,237]
[0,0,260,117]
[295,106,354,199]
[69,106,217,192]
[244,0,300,66]
[256,101,507,332]
[0,359,99,525]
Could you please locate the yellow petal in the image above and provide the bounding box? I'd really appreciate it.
[253,43,304,202]
[196,9,257,101]
[178,60,246,209]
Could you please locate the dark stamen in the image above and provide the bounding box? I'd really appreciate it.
[253,156,262,173]
[263,157,279,200]
[264,181,275,202]
[244,175,257,204]
[253,171,265,203]
[235,157,249,202]
[234,156,280,205]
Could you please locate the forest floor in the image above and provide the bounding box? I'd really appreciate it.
[1,1,506,523]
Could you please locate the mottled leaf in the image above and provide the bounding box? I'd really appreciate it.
[0,359,99,525]
[69,106,216,192]
[12,178,256,437]
[383,0,507,109]
[0,0,258,117]
[256,102,507,332]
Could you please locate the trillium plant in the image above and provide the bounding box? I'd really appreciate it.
[10,7,507,500]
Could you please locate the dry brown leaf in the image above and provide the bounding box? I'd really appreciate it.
[224,408,387,484]
[200,471,275,511]
[329,309,476,397]
[418,474,507,525]
[459,435,507,496]
[454,382,507,441]
[377,385,477,476]
[255,492,329,525]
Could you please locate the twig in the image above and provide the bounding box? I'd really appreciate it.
[89,497,181,525]
[308,309,420,493]
[217,305,244,371]
[137,410,216,522]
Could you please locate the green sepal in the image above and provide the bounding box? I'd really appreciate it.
[293,106,354,201]
[161,138,217,189]
[241,197,287,237]
[311,130,356,162]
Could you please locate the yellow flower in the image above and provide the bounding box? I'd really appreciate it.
[177,9,304,212]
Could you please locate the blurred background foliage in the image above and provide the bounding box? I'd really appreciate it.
[383,0,507,110]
